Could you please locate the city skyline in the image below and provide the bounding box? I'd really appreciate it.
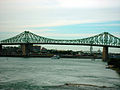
[0,0,120,52]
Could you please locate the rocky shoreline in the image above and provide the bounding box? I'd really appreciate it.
[107,57,120,74]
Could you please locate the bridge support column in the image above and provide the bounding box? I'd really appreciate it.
[102,46,108,61]
[21,44,33,56]
[0,45,2,55]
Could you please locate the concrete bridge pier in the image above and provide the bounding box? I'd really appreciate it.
[102,46,108,61]
[21,44,33,56]
[0,45,2,55]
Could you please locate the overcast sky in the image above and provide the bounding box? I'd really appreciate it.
[0,0,120,52]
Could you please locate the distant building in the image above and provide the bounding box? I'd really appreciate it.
[41,47,47,53]
[97,49,102,54]
[33,45,41,52]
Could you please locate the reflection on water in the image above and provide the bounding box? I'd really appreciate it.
[0,57,120,90]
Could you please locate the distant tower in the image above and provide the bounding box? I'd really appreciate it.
[90,45,93,55]
[98,49,101,54]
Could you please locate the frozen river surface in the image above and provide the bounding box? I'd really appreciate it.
[0,57,120,90]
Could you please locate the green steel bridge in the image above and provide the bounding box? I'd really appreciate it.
[0,31,120,60]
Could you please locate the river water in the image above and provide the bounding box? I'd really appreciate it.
[0,57,120,90]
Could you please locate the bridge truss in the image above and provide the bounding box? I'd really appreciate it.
[0,31,120,47]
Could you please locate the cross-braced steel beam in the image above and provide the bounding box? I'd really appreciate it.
[0,31,120,47]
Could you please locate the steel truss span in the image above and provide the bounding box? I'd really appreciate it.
[0,31,120,47]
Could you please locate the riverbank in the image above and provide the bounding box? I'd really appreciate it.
[0,55,101,59]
